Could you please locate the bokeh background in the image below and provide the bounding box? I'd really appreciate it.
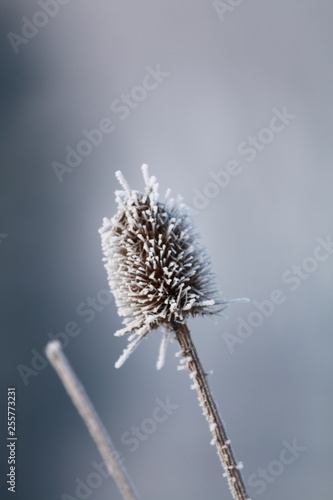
[1,1,333,499]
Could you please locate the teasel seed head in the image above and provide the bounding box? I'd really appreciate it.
[99,165,246,368]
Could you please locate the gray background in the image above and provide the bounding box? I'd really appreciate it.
[1,1,332,499]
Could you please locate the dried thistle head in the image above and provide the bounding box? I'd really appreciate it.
[99,165,243,368]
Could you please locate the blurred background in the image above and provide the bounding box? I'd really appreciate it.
[1,1,332,499]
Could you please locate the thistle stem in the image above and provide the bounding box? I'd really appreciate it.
[45,341,140,500]
[175,324,250,500]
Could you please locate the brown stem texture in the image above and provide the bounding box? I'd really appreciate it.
[175,324,250,500]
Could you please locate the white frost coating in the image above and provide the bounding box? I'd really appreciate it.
[45,339,61,358]
[200,299,215,306]
[99,165,236,368]
[179,356,192,364]
[209,423,217,432]
[156,329,170,370]
[177,364,188,371]
[115,327,149,369]
[222,439,231,449]
[141,164,150,186]
[115,170,130,194]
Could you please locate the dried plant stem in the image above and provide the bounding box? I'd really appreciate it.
[45,341,140,500]
[175,324,250,500]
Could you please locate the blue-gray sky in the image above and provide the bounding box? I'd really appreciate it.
[1,1,332,499]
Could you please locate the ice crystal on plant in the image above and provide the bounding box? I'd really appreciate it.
[99,165,238,368]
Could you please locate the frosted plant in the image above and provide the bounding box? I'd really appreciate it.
[99,165,239,368]
[99,165,251,500]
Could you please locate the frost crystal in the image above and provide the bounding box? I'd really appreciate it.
[99,165,236,368]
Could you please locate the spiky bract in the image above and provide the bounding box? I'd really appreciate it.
[99,165,230,367]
